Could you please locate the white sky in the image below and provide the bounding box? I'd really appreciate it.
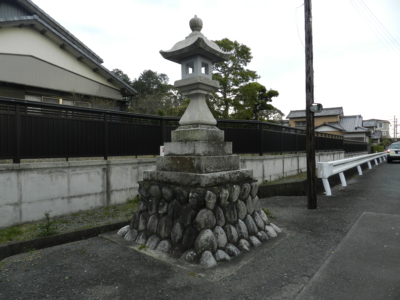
[33,0,400,126]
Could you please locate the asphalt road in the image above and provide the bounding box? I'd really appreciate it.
[1,160,399,300]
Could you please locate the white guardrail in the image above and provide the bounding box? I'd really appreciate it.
[317,152,387,196]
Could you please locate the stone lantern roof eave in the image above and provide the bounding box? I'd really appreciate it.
[159,36,231,64]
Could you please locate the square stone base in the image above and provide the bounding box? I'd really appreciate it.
[143,169,254,188]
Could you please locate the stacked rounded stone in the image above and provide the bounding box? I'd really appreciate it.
[117,181,281,268]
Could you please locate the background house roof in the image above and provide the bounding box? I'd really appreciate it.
[315,122,345,132]
[371,130,383,139]
[287,107,343,119]
[363,119,390,127]
[3,0,103,63]
[0,0,137,97]
[339,115,369,133]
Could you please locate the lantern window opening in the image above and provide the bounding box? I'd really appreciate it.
[201,62,209,75]
[186,61,195,75]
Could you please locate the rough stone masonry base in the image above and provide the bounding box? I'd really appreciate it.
[116,180,282,268]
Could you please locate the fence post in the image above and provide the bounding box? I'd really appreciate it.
[104,113,108,160]
[259,122,263,156]
[325,133,328,151]
[160,118,166,147]
[13,104,21,163]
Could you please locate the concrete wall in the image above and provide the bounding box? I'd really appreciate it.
[1,151,366,228]
[0,159,155,228]
[240,151,346,183]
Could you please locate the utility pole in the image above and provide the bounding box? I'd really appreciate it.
[392,115,397,141]
[305,0,317,209]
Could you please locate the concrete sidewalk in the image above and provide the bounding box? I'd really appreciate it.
[1,161,399,300]
[295,212,400,300]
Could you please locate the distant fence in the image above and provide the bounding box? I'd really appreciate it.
[0,97,367,163]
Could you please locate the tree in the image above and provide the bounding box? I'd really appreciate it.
[232,82,279,121]
[132,70,170,97]
[112,68,188,115]
[210,38,259,119]
[262,107,285,123]
[111,68,132,85]
[380,137,392,148]
[128,70,188,116]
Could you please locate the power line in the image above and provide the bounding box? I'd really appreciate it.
[294,3,305,49]
[348,0,400,60]
[358,0,400,51]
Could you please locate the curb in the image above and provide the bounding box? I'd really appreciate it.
[0,221,128,261]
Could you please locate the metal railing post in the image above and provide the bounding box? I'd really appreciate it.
[13,104,21,163]
[104,113,108,160]
[259,122,263,156]
[160,118,166,147]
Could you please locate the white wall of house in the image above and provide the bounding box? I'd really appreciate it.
[343,133,369,142]
[315,125,338,132]
[0,27,115,88]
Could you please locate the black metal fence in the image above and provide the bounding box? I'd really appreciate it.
[0,97,368,163]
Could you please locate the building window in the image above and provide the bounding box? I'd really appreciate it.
[62,100,74,106]
[25,95,41,102]
[378,122,382,128]
[42,97,60,104]
[295,121,306,127]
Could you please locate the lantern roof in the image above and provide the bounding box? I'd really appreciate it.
[160,15,231,64]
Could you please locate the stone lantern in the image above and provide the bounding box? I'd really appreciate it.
[124,16,280,268]
[160,15,229,128]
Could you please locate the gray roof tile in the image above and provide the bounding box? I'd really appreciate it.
[371,131,382,139]
[287,107,343,119]
[339,115,368,132]
[315,122,345,131]
[363,119,390,127]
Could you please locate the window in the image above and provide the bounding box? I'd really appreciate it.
[25,95,41,102]
[378,122,382,128]
[62,100,74,106]
[42,97,60,104]
[75,101,90,108]
[185,61,194,75]
[201,62,209,75]
[295,121,306,127]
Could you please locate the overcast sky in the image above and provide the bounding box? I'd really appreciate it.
[34,0,400,127]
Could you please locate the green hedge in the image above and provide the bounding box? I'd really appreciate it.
[371,145,384,152]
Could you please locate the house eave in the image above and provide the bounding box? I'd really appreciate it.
[15,0,104,64]
[0,17,137,96]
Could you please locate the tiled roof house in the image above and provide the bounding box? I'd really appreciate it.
[287,107,344,131]
[363,119,391,143]
[0,0,137,110]
[287,107,369,142]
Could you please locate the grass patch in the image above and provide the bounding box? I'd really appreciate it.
[0,196,139,245]
[138,244,147,251]
[262,208,276,219]
[0,223,37,243]
[0,227,23,242]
